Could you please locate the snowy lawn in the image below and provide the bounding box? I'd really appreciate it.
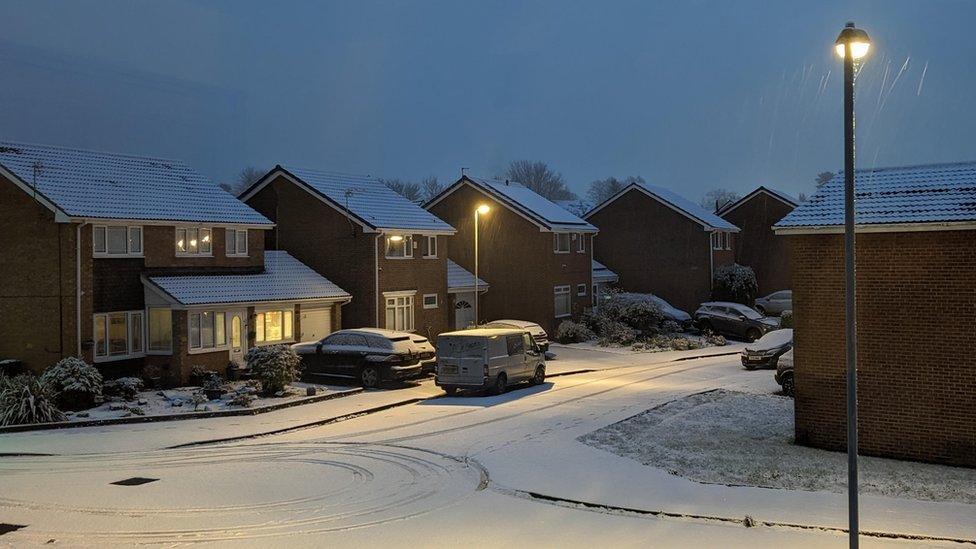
[62,381,354,423]
[580,389,976,504]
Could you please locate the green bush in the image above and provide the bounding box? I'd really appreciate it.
[103,377,144,401]
[712,263,758,305]
[780,310,794,328]
[0,374,66,426]
[40,357,103,411]
[555,320,595,344]
[246,345,303,396]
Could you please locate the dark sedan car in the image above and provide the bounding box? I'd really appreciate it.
[292,328,430,388]
[693,301,779,342]
[740,329,793,370]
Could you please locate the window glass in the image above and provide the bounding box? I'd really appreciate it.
[94,315,107,357]
[128,227,142,254]
[577,233,586,252]
[108,313,128,355]
[231,315,241,348]
[554,233,571,252]
[385,235,413,257]
[106,227,127,254]
[264,311,283,341]
[200,228,212,254]
[255,313,265,342]
[423,294,438,308]
[189,313,202,349]
[148,308,172,352]
[130,312,143,353]
[283,311,293,339]
[187,228,199,253]
[93,226,106,253]
[215,312,226,346]
[423,235,437,257]
[554,285,571,317]
[238,230,248,254]
[201,311,215,348]
[176,228,187,253]
[506,334,524,356]
[523,333,533,350]
[577,284,587,296]
[385,295,415,331]
[227,229,248,255]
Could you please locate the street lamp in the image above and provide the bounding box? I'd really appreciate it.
[474,204,490,326]
[834,20,870,549]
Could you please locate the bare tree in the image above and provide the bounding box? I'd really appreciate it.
[699,188,740,212]
[420,176,443,201]
[798,192,809,202]
[815,171,835,187]
[587,175,644,205]
[380,178,422,202]
[220,166,265,195]
[503,160,576,201]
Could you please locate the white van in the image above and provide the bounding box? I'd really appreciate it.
[435,328,546,396]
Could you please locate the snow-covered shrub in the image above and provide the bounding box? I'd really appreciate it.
[191,393,208,411]
[103,377,144,401]
[229,393,255,408]
[597,319,637,347]
[706,334,727,346]
[712,263,758,305]
[40,357,103,411]
[619,299,665,334]
[556,320,595,343]
[660,320,681,334]
[128,406,145,416]
[780,310,794,329]
[0,374,65,426]
[246,345,302,396]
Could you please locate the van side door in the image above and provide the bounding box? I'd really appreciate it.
[505,334,528,379]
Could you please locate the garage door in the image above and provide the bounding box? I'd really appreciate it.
[300,306,332,342]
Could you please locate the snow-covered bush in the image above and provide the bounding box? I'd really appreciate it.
[229,393,255,408]
[0,374,65,426]
[40,357,103,411]
[712,263,758,305]
[597,319,637,347]
[618,299,665,334]
[780,310,794,329]
[706,334,727,346]
[555,320,595,344]
[246,345,302,396]
[191,393,208,411]
[660,320,681,334]
[103,377,144,401]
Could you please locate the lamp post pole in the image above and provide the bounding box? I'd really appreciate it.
[474,208,481,326]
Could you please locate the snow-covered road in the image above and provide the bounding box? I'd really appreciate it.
[0,346,971,547]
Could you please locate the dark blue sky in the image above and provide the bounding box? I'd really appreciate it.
[1,0,974,202]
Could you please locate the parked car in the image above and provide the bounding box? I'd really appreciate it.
[775,348,795,397]
[693,301,779,342]
[740,329,793,370]
[435,328,546,396]
[480,319,549,352]
[292,328,433,388]
[754,290,792,316]
[616,293,692,330]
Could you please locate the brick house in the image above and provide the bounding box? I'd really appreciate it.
[717,186,798,295]
[425,175,597,334]
[0,142,350,385]
[240,166,479,340]
[774,162,976,467]
[584,182,739,313]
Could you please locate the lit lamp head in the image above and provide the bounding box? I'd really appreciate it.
[476,204,491,215]
[835,22,871,60]
[389,235,404,242]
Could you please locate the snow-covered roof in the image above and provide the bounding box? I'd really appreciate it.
[586,182,739,232]
[243,165,455,234]
[718,186,799,216]
[145,251,350,306]
[447,260,488,292]
[0,141,272,226]
[429,176,597,233]
[592,260,619,283]
[775,161,976,231]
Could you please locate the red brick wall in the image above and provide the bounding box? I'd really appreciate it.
[428,183,592,334]
[142,225,265,270]
[587,188,712,313]
[378,234,451,339]
[791,230,976,466]
[721,192,794,295]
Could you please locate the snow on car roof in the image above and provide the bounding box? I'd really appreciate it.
[440,328,524,337]
[775,161,976,229]
[0,141,272,225]
[747,328,793,351]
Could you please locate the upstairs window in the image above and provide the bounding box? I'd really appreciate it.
[577,233,586,253]
[385,235,413,258]
[422,235,437,258]
[712,231,731,250]
[93,225,142,256]
[554,233,571,253]
[226,228,248,256]
[176,227,212,255]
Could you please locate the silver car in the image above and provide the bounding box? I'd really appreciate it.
[754,290,792,316]
[435,328,546,396]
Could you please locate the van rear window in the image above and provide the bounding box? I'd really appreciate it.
[437,337,484,359]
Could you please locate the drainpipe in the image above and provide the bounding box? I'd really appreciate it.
[76,222,88,357]
[708,230,714,291]
[374,233,382,326]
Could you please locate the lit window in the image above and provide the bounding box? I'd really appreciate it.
[385,235,413,258]
[148,308,172,353]
[422,294,438,309]
[385,294,415,331]
[93,311,145,361]
[93,225,142,256]
[189,310,228,351]
[554,233,571,253]
[176,227,212,255]
[254,309,295,344]
[422,235,437,258]
[225,228,248,256]
[554,285,571,318]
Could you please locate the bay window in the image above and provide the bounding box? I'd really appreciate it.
[189,310,227,351]
[93,311,144,360]
[255,309,294,344]
[93,225,143,256]
[385,235,413,258]
[384,292,415,331]
[554,285,571,318]
[176,227,212,255]
[226,228,248,256]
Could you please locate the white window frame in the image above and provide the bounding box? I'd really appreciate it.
[577,283,587,297]
[385,235,414,259]
[577,233,586,253]
[384,291,416,331]
[92,224,143,257]
[712,232,722,250]
[175,226,213,256]
[225,228,248,257]
[92,310,145,362]
[254,308,295,345]
[422,293,438,309]
[187,310,229,353]
[724,232,732,250]
[554,233,571,254]
[422,235,438,259]
[554,285,572,318]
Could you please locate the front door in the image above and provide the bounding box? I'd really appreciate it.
[228,310,247,367]
[454,293,475,329]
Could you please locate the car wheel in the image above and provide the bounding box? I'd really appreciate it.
[746,328,761,342]
[359,365,380,388]
[531,365,545,385]
[781,372,795,397]
[443,386,458,396]
[490,372,507,395]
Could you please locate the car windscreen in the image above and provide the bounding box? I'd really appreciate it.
[748,329,793,350]
[733,306,763,320]
[437,337,485,359]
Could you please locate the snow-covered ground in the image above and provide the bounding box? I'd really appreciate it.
[581,389,976,504]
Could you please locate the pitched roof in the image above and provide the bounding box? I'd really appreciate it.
[145,251,350,306]
[243,165,455,234]
[447,260,488,292]
[428,175,597,232]
[717,186,799,216]
[775,161,976,231]
[0,141,272,225]
[592,259,619,283]
[586,182,739,232]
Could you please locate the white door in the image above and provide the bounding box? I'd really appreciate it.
[454,293,475,330]
[301,306,333,342]
[228,310,247,366]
